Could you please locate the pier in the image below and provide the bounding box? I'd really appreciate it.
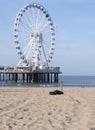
[0,67,61,83]
[0,3,62,85]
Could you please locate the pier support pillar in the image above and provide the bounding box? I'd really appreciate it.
[15,73,18,83]
[0,74,1,81]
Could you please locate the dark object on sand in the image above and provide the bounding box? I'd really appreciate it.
[49,90,64,95]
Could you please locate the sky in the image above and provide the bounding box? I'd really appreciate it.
[0,0,95,75]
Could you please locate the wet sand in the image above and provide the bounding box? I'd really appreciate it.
[0,87,95,130]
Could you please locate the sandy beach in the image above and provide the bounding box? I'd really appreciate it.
[0,87,95,130]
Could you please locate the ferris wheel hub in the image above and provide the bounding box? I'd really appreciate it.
[31,32,42,43]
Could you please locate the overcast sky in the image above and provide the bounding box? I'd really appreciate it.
[0,0,95,75]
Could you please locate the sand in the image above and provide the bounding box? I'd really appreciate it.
[0,87,95,130]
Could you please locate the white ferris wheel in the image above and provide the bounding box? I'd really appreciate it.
[14,3,55,69]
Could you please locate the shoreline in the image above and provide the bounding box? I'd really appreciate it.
[0,85,95,88]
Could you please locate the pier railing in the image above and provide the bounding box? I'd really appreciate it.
[0,67,61,73]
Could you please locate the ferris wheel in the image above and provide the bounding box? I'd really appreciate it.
[14,3,55,69]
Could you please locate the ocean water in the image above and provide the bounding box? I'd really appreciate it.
[60,75,95,87]
[0,75,95,87]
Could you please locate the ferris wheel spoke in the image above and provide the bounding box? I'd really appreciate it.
[41,42,48,62]
[28,10,35,31]
[35,9,43,31]
[20,20,32,32]
[24,47,31,60]
[18,30,30,36]
[22,14,32,29]
[35,10,39,30]
[26,45,33,60]
[38,11,50,31]
[35,9,40,30]
[37,13,45,30]
[23,44,33,60]
[19,37,30,43]
[39,21,49,32]
[29,8,37,31]
[33,8,38,30]
[18,28,31,35]
[43,41,50,56]
[23,47,31,60]
[22,40,34,60]
[35,8,42,31]
[42,29,51,34]
[22,41,31,54]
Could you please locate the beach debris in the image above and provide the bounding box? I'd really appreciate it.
[49,90,64,95]
[90,128,95,130]
[48,112,52,115]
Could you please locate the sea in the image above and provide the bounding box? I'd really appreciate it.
[0,75,95,88]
